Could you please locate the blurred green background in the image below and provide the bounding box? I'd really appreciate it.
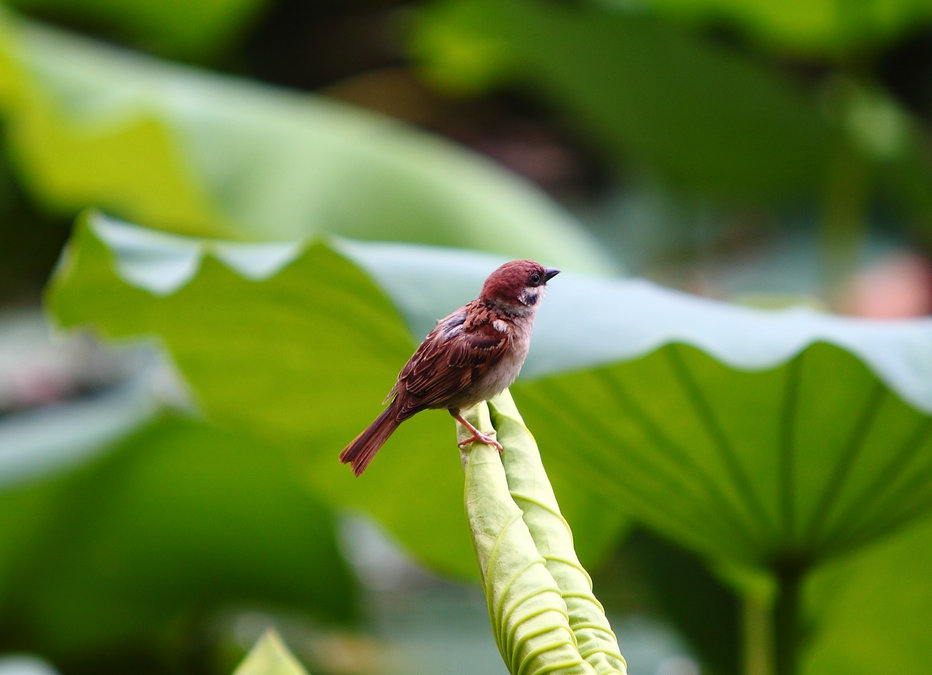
[2,1,932,674]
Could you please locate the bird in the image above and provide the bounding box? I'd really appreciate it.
[339,259,560,476]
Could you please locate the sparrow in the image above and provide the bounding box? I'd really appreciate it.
[339,259,559,476]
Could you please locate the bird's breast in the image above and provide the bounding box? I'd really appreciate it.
[450,317,533,410]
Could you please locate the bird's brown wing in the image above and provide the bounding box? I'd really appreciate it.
[393,303,509,417]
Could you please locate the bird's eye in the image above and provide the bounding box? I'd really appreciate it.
[529,272,541,285]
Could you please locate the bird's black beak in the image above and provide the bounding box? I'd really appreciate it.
[544,268,560,282]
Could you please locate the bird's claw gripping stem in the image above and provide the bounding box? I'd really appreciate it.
[454,414,504,453]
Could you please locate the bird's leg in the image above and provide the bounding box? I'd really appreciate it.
[451,410,503,453]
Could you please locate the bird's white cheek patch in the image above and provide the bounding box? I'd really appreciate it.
[519,287,542,306]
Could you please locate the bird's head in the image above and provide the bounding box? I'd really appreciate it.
[480,259,560,312]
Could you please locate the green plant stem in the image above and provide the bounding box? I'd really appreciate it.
[774,566,803,675]
[819,139,869,298]
[742,593,773,675]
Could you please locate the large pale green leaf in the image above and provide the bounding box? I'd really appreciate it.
[357,240,932,596]
[45,213,626,579]
[411,0,831,202]
[49,212,932,565]
[0,414,356,662]
[0,9,613,273]
[46,213,932,671]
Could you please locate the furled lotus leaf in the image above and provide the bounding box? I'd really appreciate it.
[459,390,626,674]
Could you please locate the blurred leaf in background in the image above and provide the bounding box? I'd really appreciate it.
[412,0,833,202]
[0,8,613,273]
[594,529,741,675]
[411,0,932,261]
[2,0,271,61]
[629,0,932,58]
[0,414,355,673]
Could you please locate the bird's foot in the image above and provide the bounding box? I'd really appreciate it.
[453,413,504,453]
[457,430,503,453]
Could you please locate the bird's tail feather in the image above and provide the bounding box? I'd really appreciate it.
[339,406,402,476]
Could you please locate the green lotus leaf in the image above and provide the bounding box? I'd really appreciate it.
[50,212,932,564]
[46,212,627,579]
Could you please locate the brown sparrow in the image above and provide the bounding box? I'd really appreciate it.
[340,259,559,476]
